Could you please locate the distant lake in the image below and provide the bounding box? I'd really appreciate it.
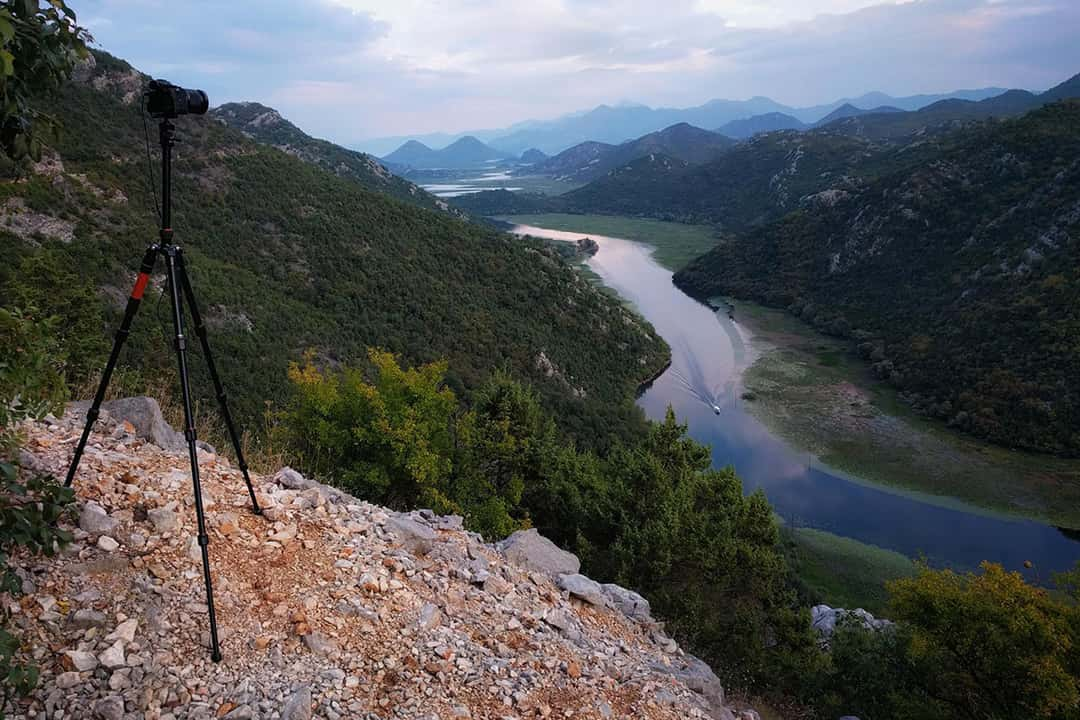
[509,222,1080,577]
[420,171,520,197]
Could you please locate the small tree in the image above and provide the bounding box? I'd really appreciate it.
[887,562,1080,720]
[283,349,458,513]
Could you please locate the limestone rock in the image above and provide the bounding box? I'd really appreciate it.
[273,467,311,490]
[147,505,180,534]
[280,685,313,720]
[93,695,124,720]
[106,618,138,643]
[98,639,125,669]
[97,535,120,552]
[559,573,608,606]
[602,583,652,623]
[101,396,185,452]
[70,608,107,629]
[811,605,892,637]
[498,528,580,576]
[79,503,119,535]
[56,671,82,689]
[64,650,98,672]
[386,515,436,557]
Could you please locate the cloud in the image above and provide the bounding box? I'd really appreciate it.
[77,0,1080,144]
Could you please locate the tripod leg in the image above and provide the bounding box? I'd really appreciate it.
[65,247,159,487]
[162,248,223,663]
[174,251,261,515]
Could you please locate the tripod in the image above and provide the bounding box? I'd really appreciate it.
[65,117,261,663]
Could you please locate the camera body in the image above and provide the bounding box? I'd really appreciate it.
[146,79,209,118]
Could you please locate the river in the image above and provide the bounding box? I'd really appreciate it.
[508,222,1080,575]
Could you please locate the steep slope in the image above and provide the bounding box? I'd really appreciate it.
[717,112,806,139]
[210,102,458,217]
[0,51,668,446]
[674,101,1080,455]
[15,407,751,720]
[526,141,616,181]
[565,130,894,228]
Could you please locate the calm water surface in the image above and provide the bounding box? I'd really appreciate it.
[510,223,1080,575]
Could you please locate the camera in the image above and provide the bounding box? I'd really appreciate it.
[145,79,209,118]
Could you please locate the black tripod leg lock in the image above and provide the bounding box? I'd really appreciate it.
[198,534,209,548]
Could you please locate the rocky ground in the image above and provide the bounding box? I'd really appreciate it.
[6,400,758,720]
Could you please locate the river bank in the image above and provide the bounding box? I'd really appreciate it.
[730,300,1080,531]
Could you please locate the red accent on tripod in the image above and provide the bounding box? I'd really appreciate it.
[131,272,151,300]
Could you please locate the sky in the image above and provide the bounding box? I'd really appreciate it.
[78,0,1080,145]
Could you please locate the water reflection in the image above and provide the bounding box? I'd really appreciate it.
[510,223,1080,575]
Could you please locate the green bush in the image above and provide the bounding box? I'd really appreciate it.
[804,562,1080,720]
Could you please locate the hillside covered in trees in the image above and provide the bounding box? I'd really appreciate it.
[675,101,1080,455]
[0,51,668,449]
[209,101,460,217]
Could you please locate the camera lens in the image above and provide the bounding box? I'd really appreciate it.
[184,89,209,115]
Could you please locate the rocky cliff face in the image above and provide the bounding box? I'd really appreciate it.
[7,401,757,720]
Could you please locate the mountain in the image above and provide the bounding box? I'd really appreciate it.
[561,72,1080,225]
[355,86,1014,156]
[717,112,806,139]
[674,101,1080,455]
[520,148,548,163]
[812,103,902,126]
[0,51,668,447]
[382,135,511,170]
[817,74,1080,141]
[1042,71,1080,102]
[526,141,615,181]
[791,87,1009,122]
[210,102,457,217]
[563,129,890,228]
[526,123,732,183]
[487,98,790,155]
[380,139,436,167]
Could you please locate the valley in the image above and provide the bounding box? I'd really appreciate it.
[502,217,1080,591]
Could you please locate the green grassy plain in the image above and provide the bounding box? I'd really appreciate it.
[501,213,720,271]
[734,301,1080,529]
[784,527,916,614]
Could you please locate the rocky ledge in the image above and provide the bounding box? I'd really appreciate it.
[6,399,758,720]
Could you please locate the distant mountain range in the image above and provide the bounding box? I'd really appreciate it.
[355,86,1010,156]
[382,136,511,170]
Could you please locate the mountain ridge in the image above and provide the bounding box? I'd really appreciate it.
[210,102,458,217]
[354,85,1022,156]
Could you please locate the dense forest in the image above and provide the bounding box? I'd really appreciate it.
[675,101,1080,455]
[0,51,668,451]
